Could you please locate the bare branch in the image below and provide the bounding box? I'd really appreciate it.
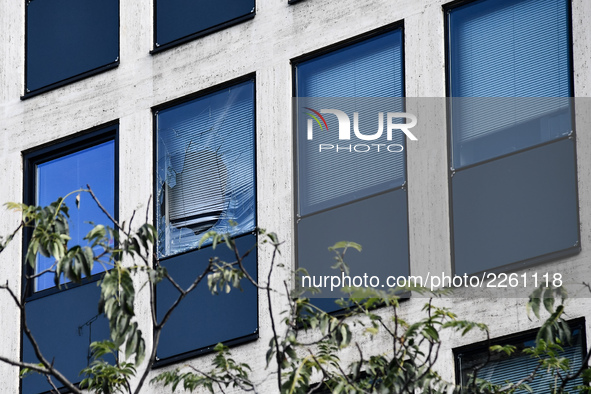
[0,355,50,375]
[45,374,61,394]
[0,282,82,393]
[133,259,214,394]
[265,245,283,394]
[87,186,125,235]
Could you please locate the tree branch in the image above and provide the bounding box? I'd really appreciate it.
[0,282,82,394]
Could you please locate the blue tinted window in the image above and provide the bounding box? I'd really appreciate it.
[155,0,255,48]
[296,30,405,215]
[156,80,255,258]
[26,0,119,93]
[448,0,572,168]
[295,28,409,300]
[23,131,116,393]
[155,80,257,361]
[297,30,404,98]
[35,140,116,291]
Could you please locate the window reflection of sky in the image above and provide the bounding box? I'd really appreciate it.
[35,140,115,291]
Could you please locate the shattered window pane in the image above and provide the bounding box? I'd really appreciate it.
[156,80,255,258]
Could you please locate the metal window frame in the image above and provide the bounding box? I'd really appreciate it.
[443,0,581,277]
[290,21,411,301]
[151,1,256,54]
[22,0,121,99]
[151,74,259,366]
[22,122,120,300]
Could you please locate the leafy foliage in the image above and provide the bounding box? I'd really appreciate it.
[80,341,136,394]
[0,194,590,394]
[152,344,253,393]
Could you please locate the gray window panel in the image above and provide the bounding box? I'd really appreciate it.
[298,189,409,298]
[156,233,258,361]
[23,284,111,393]
[452,138,579,275]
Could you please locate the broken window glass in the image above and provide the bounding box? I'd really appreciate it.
[156,80,255,258]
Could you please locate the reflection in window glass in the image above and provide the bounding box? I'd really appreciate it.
[295,29,405,216]
[35,140,116,291]
[294,28,409,301]
[448,0,572,168]
[156,80,255,258]
[457,327,584,392]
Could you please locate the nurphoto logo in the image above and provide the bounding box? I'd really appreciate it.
[304,107,418,152]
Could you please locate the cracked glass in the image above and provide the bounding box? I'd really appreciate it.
[156,80,255,258]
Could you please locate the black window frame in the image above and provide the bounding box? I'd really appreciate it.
[151,0,256,54]
[291,21,411,309]
[453,318,588,391]
[151,74,259,366]
[444,0,581,277]
[23,0,120,99]
[22,122,120,300]
[21,122,119,394]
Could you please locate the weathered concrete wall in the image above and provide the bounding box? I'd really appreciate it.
[1,0,591,392]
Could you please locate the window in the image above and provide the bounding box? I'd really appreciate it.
[22,126,117,394]
[25,0,119,96]
[154,0,255,50]
[447,0,579,276]
[455,321,587,392]
[154,78,257,363]
[33,140,116,292]
[294,26,409,303]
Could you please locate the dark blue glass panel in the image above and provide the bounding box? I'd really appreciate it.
[36,140,115,291]
[26,0,119,92]
[298,189,409,298]
[448,0,572,168]
[452,138,579,275]
[155,0,255,47]
[23,283,111,393]
[156,81,255,258]
[156,233,258,360]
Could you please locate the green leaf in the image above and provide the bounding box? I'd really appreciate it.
[328,241,362,252]
[543,287,555,314]
[527,286,544,319]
